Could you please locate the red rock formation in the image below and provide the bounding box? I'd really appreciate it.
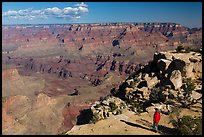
[2,23,202,135]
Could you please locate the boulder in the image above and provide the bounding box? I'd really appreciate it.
[191,91,202,100]
[168,89,178,97]
[101,100,109,106]
[157,59,171,74]
[153,52,173,63]
[193,62,202,79]
[145,76,160,89]
[90,96,127,122]
[91,105,110,121]
[96,109,105,120]
[125,87,134,95]
[189,57,200,63]
[170,70,182,90]
[167,59,186,77]
[105,96,126,107]
[137,87,150,100]
[183,63,194,78]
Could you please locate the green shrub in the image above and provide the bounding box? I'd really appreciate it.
[176,46,195,53]
[176,46,185,53]
[171,115,202,135]
[169,106,202,135]
[149,87,166,103]
[129,98,143,114]
[90,115,99,124]
[94,104,101,109]
[2,96,7,103]
[109,102,118,112]
[193,116,202,135]
[191,47,202,53]
[176,46,202,54]
[182,78,195,96]
[185,46,191,53]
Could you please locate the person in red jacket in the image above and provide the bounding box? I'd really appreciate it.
[153,108,161,132]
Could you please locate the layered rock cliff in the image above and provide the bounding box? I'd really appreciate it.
[2,23,202,135]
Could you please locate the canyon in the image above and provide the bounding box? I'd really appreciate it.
[2,22,202,134]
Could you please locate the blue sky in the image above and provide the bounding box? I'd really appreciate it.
[2,2,202,28]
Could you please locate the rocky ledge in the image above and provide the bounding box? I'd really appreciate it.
[66,49,202,134]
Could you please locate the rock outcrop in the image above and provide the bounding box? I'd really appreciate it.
[90,96,127,122]
[89,50,202,123]
[170,70,182,90]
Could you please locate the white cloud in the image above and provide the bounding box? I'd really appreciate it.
[3,10,18,16]
[2,2,89,21]
[31,10,42,14]
[75,2,88,7]
[18,9,32,15]
[75,16,81,19]
[44,7,62,15]
[78,6,88,13]
[63,7,78,14]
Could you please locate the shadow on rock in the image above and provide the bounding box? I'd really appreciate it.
[158,125,178,135]
[120,120,155,132]
[121,119,177,135]
[76,108,93,125]
[136,118,177,135]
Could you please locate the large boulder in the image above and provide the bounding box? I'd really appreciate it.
[170,70,182,90]
[166,53,202,79]
[153,52,173,63]
[183,62,194,78]
[157,59,171,74]
[144,76,160,89]
[167,59,186,77]
[193,62,202,79]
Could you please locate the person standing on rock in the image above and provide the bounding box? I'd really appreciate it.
[153,108,161,133]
